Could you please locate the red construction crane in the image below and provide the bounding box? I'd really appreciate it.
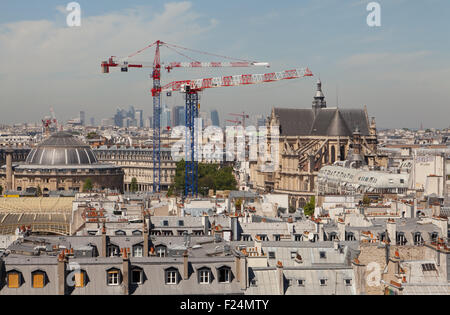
[162,67,313,197]
[101,40,313,197]
[101,40,270,194]
[226,119,243,126]
[229,112,250,128]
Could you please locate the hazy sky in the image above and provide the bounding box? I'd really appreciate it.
[0,0,449,129]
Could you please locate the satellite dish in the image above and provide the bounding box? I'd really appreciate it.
[308,233,315,241]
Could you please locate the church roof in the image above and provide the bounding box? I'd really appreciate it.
[274,107,370,137]
[273,80,371,137]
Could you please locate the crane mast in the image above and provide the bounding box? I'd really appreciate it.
[151,41,162,193]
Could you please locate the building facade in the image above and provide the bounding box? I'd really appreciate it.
[250,80,378,209]
[0,132,124,194]
[94,146,176,192]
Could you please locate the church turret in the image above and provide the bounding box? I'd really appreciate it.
[312,80,327,112]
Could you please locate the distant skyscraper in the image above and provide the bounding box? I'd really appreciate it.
[90,117,95,126]
[211,110,220,127]
[79,111,86,126]
[161,104,172,129]
[172,106,184,127]
[135,110,144,128]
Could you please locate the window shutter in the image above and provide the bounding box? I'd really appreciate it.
[33,273,44,288]
[8,273,19,288]
[75,272,84,288]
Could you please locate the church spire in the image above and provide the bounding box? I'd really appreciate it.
[312,79,327,111]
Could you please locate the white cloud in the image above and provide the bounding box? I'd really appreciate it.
[0,2,217,123]
[338,50,432,68]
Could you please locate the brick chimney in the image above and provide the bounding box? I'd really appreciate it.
[143,222,149,257]
[101,224,108,257]
[122,249,130,295]
[57,251,67,295]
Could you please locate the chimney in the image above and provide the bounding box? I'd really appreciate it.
[385,241,390,266]
[230,215,239,241]
[276,261,284,295]
[143,223,149,257]
[183,251,189,280]
[386,219,396,245]
[202,214,210,236]
[235,255,241,283]
[317,220,324,242]
[337,217,346,241]
[57,251,67,295]
[101,224,108,257]
[122,249,130,295]
[5,150,13,191]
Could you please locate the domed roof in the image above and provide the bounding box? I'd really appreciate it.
[25,132,98,165]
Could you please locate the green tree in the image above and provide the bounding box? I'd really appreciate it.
[130,177,139,193]
[303,196,316,217]
[0,185,3,195]
[235,198,243,211]
[36,185,42,197]
[83,178,93,192]
[362,194,371,206]
[86,132,99,139]
[172,161,237,196]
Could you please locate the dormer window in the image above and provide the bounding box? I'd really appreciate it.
[7,270,23,288]
[106,268,121,286]
[155,245,167,257]
[218,266,232,283]
[131,267,144,285]
[198,267,212,284]
[165,267,179,285]
[133,244,143,257]
[31,270,47,288]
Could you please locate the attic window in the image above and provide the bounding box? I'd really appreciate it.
[268,251,276,259]
[320,278,328,286]
[319,251,327,259]
[344,278,352,286]
[7,271,22,288]
[163,220,169,227]
[32,270,47,288]
[178,220,184,227]
[107,269,121,286]
[297,279,305,286]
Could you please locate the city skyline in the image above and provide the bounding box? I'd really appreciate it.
[0,1,449,129]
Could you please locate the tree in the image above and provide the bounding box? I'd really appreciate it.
[235,198,243,211]
[303,196,316,217]
[172,161,237,196]
[130,177,139,193]
[86,132,99,139]
[0,185,3,195]
[36,185,42,197]
[83,178,93,192]
[362,194,371,206]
